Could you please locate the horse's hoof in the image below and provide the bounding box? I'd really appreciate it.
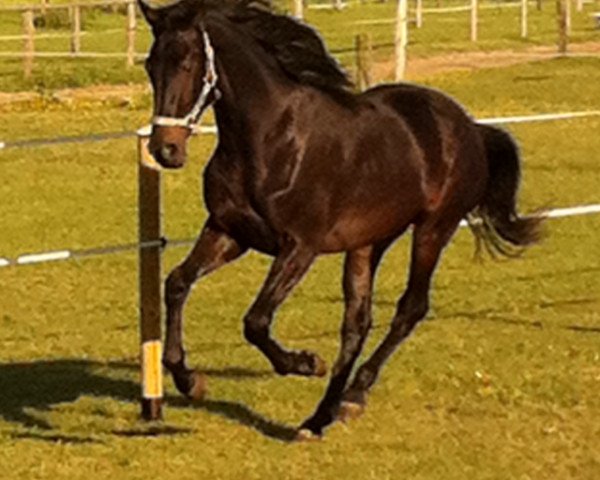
[338,401,364,423]
[185,371,207,401]
[276,351,328,377]
[295,428,322,442]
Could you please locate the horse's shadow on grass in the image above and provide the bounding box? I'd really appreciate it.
[0,359,296,443]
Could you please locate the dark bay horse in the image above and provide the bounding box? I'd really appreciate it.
[138,0,541,439]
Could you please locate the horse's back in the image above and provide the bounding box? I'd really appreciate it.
[359,83,488,210]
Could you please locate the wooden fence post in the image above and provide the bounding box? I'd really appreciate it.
[70,5,81,55]
[416,0,423,28]
[41,0,48,16]
[395,0,408,81]
[126,0,137,68]
[137,130,163,422]
[565,0,571,34]
[294,0,303,19]
[556,0,568,53]
[355,33,372,91]
[521,0,528,37]
[576,0,583,12]
[23,9,35,79]
[471,0,478,42]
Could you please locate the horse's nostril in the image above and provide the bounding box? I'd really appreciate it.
[160,144,177,162]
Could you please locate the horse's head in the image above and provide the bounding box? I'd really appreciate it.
[140,0,220,169]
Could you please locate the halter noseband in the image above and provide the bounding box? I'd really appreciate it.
[152,30,220,130]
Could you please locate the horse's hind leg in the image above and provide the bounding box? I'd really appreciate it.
[163,218,246,399]
[243,239,324,377]
[341,215,461,414]
[298,244,388,438]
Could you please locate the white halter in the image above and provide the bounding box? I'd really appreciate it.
[152,30,220,130]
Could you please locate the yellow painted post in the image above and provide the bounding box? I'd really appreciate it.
[137,129,163,421]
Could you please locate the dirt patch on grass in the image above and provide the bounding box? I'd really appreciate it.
[377,41,600,80]
[0,83,151,107]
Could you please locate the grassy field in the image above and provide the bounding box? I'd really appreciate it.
[0,0,599,91]
[0,56,599,478]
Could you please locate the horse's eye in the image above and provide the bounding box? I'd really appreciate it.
[179,59,193,72]
[180,58,193,73]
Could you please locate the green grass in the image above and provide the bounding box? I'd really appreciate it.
[0,58,599,479]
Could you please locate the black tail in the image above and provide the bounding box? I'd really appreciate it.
[468,124,542,258]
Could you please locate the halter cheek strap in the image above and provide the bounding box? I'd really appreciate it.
[152,30,220,130]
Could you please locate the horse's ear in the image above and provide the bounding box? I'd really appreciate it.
[138,1,166,36]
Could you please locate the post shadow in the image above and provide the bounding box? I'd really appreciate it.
[0,359,296,442]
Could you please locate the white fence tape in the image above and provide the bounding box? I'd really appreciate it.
[479,111,600,125]
[457,204,600,227]
[16,250,71,265]
[1,110,599,269]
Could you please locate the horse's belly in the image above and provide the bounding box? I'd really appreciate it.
[318,201,418,252]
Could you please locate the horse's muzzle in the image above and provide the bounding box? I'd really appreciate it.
[148,126,189,169]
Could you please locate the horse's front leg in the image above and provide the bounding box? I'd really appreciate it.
[243,239,326,377]
[163,218,246,399]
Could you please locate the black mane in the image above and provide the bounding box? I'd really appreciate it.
[158,0,352,92]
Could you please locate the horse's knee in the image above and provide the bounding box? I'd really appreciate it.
[165,267,191,305]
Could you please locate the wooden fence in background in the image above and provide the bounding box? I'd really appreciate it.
[0,0,593,82]
[0,0,140,78]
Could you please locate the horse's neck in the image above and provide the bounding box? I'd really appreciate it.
[210,27,294,151]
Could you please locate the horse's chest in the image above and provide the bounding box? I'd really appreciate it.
[203,159,279,254]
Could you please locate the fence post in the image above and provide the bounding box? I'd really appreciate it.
[416,0,423,28]
[137,129,163,422]
[565,0,571,34]
[521,0,528,38]
[71,5,81,55]
[126,0,137,68]
[41,0,48,16]
[355,33,372,91]
[395,0,408,81]
[557,0,568,54]
[294,0,303,19]
[576,0,582,12]
[471,0,478,42]
[23,9,35,79]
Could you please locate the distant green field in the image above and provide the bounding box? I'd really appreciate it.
[0,58,599,479]
[0,0,599,91]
